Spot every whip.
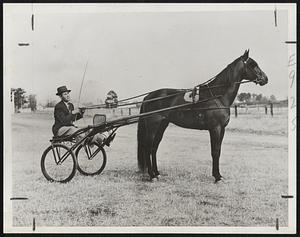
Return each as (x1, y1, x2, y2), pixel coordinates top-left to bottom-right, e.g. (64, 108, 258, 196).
(75, 60, 89, 123)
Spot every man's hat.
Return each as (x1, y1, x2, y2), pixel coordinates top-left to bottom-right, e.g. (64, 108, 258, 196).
(56, 86, 71, 96)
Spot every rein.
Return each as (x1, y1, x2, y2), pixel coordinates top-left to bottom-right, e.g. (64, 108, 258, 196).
(81, 80, 254, 110)
(80, 64, 255, 110)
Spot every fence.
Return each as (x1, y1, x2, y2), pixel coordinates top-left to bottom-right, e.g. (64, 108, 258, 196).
(28, 103, 287, 120)
(232, 103, 287, 117)
(84, 107, 140, 120)
(86, 103, 287, 119)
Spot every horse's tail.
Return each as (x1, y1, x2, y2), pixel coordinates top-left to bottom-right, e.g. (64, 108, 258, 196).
(137, 104, 148, 172)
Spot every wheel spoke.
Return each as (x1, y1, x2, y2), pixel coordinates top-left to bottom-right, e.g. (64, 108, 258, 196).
(89, 147, 101, 160)
(83, 145, 92, 159)
(57, 150, 72, 165)
(51, 146, 59, 165)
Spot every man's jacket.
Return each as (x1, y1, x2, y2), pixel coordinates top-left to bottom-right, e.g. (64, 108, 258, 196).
(52, 100, 83, 136)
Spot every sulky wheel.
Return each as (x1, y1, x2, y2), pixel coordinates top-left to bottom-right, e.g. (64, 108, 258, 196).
(75, 143, 107, 176)
(41, 143, 77, 183)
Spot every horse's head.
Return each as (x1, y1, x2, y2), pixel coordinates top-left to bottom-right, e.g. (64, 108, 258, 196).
(240, 50, 268, 86)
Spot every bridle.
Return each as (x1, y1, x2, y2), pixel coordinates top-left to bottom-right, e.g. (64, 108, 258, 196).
(242, 57, 264, 85)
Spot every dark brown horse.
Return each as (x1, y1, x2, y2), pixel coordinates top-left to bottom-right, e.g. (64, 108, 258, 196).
(137, 50, 268, 182)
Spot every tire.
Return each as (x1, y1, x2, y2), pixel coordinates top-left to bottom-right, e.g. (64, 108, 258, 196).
(41, 143, 77, 183)
(75, 143, 107, 176)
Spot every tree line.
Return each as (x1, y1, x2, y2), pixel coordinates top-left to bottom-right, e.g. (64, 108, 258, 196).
(236, 93, 278, 104)
(11, 88, 37, 112)
(11, 87, 120, 111)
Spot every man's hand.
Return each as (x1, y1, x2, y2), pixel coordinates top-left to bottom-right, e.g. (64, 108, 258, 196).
(73, 108, 85, 114)
(79, 107, 86, 114)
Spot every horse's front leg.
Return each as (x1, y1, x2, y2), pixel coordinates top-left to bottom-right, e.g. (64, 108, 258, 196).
(209, 126, 225, 182)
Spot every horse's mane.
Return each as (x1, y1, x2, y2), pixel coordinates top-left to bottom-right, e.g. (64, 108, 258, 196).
(208, 56, 242, 86)
(198, 56, 243, 97)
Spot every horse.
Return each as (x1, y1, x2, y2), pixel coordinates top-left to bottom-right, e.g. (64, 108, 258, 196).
(137, 50, 268, 182)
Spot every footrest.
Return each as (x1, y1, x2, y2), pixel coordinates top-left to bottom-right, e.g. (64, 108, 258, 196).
(50, 135, 75, 143)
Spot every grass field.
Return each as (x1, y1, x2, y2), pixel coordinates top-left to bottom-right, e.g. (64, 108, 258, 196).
(9, 108, 288, 228)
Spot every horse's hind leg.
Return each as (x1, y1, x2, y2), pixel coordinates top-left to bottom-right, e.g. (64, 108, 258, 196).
(151, 119, 169, 179)
(144, 147, 155, 180)
(140, 117, 158, 180)
(144, 129, 157, 180)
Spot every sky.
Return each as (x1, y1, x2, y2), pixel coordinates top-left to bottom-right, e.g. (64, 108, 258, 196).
(4, 4, 295, 105)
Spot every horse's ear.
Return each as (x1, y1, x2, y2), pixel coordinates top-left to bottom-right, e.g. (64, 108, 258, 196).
(242, 49, 249, 60)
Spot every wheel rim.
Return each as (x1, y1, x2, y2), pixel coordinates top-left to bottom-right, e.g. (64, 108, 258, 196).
(42, 144, 76, 182)
(76, 144, 106, 175)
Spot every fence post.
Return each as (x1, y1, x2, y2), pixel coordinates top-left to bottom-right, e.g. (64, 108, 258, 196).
(270, 103, 273, 117)
(129, 108, 131, 115)
(234, 105, 238, 117)
(121, 109, 123, 116)
(265, 105, 268, 115)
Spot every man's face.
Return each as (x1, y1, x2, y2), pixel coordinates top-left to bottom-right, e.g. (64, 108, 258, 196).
(60, 92, 70, 102)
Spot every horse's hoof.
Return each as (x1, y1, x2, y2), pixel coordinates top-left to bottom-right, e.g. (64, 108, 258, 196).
(150, 177, 158, 182)
(214, 176, 224, 183)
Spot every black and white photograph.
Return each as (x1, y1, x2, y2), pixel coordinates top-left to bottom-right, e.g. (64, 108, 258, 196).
(3, 3, 296, 234)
